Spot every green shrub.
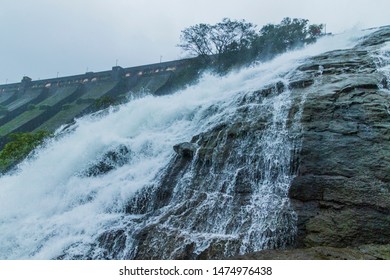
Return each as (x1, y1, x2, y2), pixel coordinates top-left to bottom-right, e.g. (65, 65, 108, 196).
(0, 130, 52, 173)
(94, 96, 116, 109)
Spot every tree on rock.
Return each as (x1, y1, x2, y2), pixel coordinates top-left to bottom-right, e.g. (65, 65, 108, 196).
(307, 24, 325, 42)
(177, 17, 326, 71)
(252, 17, 325, 57)
(209, 18, 257, 54)
(178, 23, 214, 56)
(178, 18, 257, 57)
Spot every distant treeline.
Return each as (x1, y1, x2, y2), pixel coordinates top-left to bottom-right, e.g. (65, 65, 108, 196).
(178, 17, 326, 71)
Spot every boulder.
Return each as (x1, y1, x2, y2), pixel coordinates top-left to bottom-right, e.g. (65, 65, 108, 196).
(173, 142, 198, 159)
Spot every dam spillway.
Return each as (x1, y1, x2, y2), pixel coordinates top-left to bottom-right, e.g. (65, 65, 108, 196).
(0, 58, 193, 149)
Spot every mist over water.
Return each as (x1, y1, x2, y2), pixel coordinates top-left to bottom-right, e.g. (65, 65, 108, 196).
(0, 29, 373, 259)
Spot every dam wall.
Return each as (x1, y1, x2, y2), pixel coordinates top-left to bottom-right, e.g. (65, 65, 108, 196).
(0, 58, 195, 149)
(0, 58, 191, 92)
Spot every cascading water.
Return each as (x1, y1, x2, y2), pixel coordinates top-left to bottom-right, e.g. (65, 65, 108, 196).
(0, 29, 374, 259)
(373, 41, 390, 90)
(371, 39, 390, 119)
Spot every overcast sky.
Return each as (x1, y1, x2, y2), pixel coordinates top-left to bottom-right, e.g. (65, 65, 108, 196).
(1, 0, 389, 83)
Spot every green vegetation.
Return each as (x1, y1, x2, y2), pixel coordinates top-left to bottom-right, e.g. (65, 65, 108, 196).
(178, 17, 326, 72)
(94, 96, 117, 110)
(0, 130, 52, 173)
(178, 18, 257, 56)
(252, 18, 324, 58)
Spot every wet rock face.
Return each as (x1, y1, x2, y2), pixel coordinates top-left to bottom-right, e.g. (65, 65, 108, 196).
(125, 81, 298, 259)
(234, 244, 390, 260)
(83, 145, 130, 176)
(288, 27, 390, 250)
(88, 27, 390, 260)
(173, 142, 198, 159)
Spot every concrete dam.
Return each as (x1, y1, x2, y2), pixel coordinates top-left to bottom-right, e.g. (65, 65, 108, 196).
(0, 58, 194, 148)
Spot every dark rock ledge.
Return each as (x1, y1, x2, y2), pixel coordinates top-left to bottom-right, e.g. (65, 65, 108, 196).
(239, 26, 390, 260)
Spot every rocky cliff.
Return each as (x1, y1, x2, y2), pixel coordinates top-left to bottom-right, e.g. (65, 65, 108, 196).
(124, 27, 390, 259)
(244, 26, 390, 259)
(1, 27, 389, 260)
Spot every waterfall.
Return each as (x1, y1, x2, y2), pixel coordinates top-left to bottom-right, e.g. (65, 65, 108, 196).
(371, 40, 390, 119)
(373, 41, 390, 90)
(0, 29, 371, 259)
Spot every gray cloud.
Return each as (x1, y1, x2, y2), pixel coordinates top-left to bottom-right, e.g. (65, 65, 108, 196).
(1, 0, 389, 83)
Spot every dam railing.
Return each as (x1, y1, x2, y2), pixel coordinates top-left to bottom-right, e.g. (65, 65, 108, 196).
(0, 58, 193, 93)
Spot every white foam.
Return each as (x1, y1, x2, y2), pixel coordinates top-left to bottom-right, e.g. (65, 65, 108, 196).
(0, 29, 373, 259)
